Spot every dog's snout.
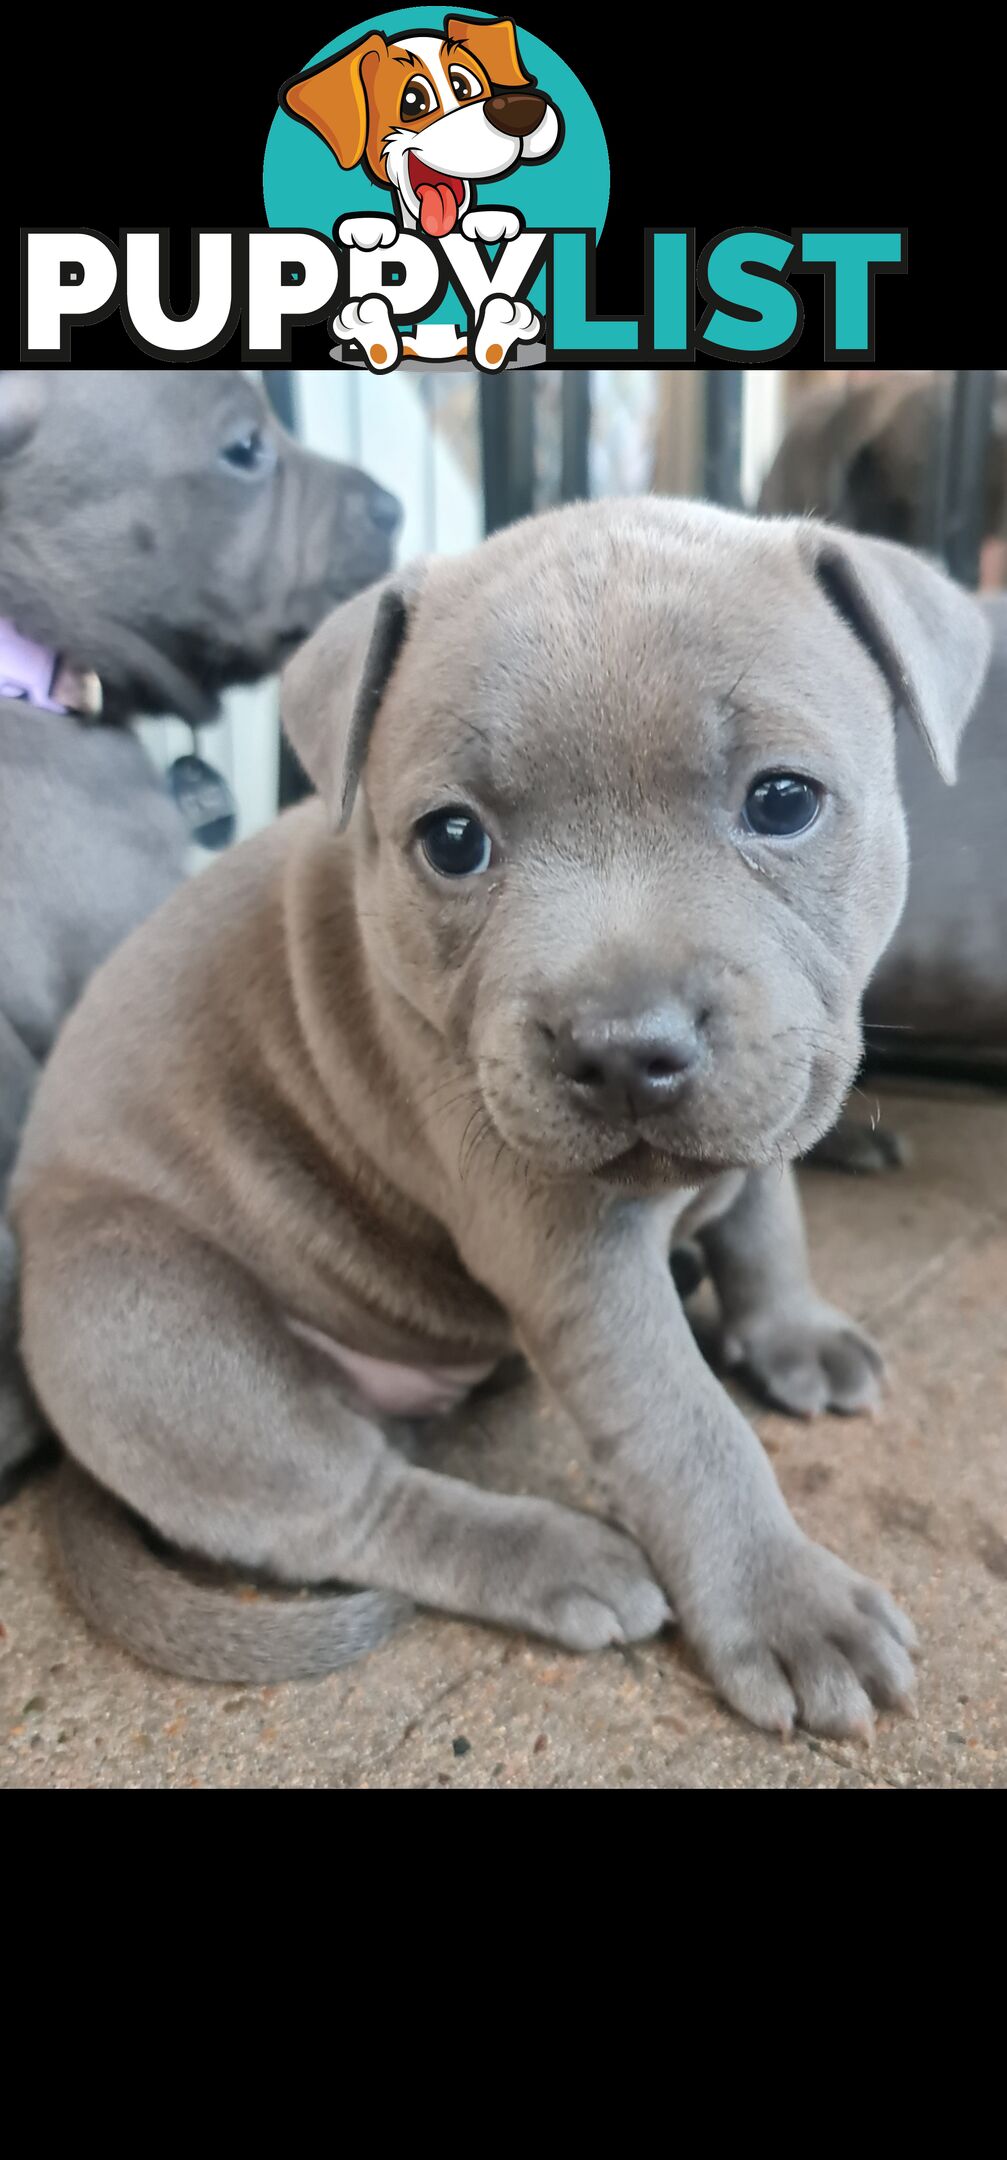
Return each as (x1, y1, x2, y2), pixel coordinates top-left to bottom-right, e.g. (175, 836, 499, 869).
(367, 484, 402, 537)
(485, 92, 547, 138)
(549, 998, 702, 1120)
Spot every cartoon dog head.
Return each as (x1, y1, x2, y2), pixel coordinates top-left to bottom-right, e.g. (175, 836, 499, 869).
(281, 15, 563, 236)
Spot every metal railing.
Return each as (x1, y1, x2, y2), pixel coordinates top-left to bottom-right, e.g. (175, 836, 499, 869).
(477, 368, 1001, 589)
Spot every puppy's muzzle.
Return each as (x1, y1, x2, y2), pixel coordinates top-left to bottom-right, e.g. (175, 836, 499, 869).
(335, 471, 403, 586)
(544, 991, 704, 1123)
(485, 92, 547, 138)
(363, 483, 403, 537)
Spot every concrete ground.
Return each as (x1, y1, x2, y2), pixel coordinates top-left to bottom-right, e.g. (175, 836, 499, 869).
(2, 1076, 1005, 1789)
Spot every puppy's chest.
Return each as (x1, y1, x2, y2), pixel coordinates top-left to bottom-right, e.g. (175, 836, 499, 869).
(225, 1125, 512, 1368)
(676, 1170, 747, 1239)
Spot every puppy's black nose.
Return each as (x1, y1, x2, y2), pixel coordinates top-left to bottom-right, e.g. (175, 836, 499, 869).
(485, 91, 547, 138)
(552, 1000, 701, 1120)
(367, 485, 402, 535)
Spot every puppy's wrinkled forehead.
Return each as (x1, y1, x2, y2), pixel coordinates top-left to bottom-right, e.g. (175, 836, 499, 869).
(376, 500, 879, 813)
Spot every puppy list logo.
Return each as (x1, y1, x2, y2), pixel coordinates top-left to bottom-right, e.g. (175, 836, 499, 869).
(19, 11, 907, 367)
(265, 9, 603, 371)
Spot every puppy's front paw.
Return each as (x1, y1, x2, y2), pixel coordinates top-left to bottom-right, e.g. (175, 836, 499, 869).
(722, 1301, 883, 1418)
(519, 1507, 671, 1650)
(695, 1537, 917, 1738)
(460, 207, 524, 243)
(473, 295, 540, 371)
(332, 295, 402, 373)
(334, 215, 400, 251)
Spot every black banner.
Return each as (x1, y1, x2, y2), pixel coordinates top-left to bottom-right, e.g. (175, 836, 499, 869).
(9, 8, 1002, 368)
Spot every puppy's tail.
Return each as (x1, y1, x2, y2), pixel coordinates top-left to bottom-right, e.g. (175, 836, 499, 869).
(54, 1459, 412, 1684)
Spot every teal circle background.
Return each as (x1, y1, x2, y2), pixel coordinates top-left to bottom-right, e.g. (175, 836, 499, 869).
(262, 10, 609, 241)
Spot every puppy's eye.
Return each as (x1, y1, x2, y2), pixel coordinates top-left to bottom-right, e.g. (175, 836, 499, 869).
(220, 427, 274, 476)
(401, 76, 435, 119)
(449, 67, 480, 101)
(419, 808, 493, 878)
(742, 772, 823, 837)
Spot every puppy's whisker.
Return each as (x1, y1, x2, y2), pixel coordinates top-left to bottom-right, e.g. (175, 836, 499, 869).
(847, 1077, 883, 1116)
(412, 1073, 477, 1107)
(421, 1091, 479, 1126)
(459, 1107, 496, 1184)
(414, 1083, 482, 1129)
(457, 1104, 485, 1181)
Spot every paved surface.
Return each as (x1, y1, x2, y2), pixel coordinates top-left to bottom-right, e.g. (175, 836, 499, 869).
(2, 1078, 1005, 1789)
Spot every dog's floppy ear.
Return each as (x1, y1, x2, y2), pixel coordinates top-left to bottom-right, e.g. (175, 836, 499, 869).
(280, 33, 386, 169)
(798, 523, 992, 783)
(445, 15, 532, 87)
(282, 566, 424, 831)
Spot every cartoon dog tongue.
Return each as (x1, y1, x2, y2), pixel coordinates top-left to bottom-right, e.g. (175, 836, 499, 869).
(416, 180, 460, 237)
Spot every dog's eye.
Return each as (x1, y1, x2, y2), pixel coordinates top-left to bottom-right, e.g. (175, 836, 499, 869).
(449, 67, 480, 102)
(401, 76, 435, 120)
(419, 808, 493, 877)
(742, 773, 823, 838)
(220, 427, 274, 476)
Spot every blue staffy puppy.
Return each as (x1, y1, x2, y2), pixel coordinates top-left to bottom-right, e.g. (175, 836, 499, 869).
(12, 499, 989, 1736)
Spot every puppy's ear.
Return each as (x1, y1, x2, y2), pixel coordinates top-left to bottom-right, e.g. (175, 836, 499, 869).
(799, 524, 992, 783)
(445, 15, 532, 87)
(281, 567, 424, 831)
(280, 33, 386, 169)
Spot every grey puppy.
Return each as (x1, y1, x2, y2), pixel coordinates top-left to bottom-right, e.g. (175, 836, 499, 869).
(0, 369, 398, 1486)
(12, 500, 990, 1738)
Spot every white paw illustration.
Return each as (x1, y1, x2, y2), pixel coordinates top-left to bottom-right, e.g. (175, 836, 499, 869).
(460, 207, 524, 245)
(473, 294, 540, 371)
(332, 295, 401, 373)
(335, 215, 400, 251)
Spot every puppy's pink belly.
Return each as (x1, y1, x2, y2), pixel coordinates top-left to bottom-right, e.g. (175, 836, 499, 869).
(286, 1318, 493, 1417)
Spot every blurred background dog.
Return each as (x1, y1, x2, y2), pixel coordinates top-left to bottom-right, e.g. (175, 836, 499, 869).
(0, 370, 399, 1489)
(759, 372, 1006, 574)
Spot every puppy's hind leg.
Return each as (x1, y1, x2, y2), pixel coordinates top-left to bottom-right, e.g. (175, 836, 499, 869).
(20, 1198, 667, 1678)
(805, 1113, 911, 1175)
(698, 1165, 884, 1419)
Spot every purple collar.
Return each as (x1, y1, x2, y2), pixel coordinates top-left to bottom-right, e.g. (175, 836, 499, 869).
(0, 617, 102, 716)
